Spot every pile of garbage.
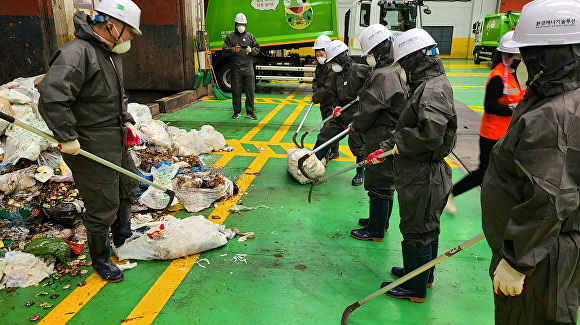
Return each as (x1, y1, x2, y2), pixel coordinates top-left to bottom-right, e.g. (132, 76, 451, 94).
(0, 76, 240, 289)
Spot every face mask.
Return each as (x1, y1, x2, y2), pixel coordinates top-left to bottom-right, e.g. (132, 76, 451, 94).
(237, 26, 246, 33)
(112, 39, 131, 54)
(317, 57, 326, 65)
(366, 55, 377, 68)
(331, 64, 343, 73)
(515, 59, 528, 90)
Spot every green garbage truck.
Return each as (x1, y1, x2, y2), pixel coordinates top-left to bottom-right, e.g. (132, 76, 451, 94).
(205, 0, 428, 92)
(472, 10, 520, 64)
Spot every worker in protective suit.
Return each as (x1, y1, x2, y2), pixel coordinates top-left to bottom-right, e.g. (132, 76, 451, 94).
(350, 24, 406, 241)
(313, 40, 370, 186)
(311, 35, 339, 160)
(37, 0, 142, 283)
(222, 13, 260, 120)
(445, 31, 524, 215)
(370, 28, 457, 302)
(481, 1, 580, 323)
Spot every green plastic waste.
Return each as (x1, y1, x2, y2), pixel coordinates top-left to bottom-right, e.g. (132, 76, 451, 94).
(24, 237, 71, 262)
(203, 69, 212, 87)
(194, 71, 204, 89)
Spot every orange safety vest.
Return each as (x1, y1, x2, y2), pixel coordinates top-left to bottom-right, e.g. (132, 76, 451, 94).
(479, 63, 525, 140)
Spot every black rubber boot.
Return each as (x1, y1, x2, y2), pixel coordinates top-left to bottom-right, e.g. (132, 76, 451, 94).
(381, 241, 432, 302)
(350, 198, 391, 242)
(111, 199, 133, 248)
(327, 145, 340, 160)
(314, 139, 332, 161)
(358, 199, 393, 232)
(351, 155, 365, 186)
(87, 232, 124, 283)
(390, 238, 437, 287)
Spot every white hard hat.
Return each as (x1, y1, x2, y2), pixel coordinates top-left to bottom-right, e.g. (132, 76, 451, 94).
(496, 31, 520, 54)
(235, 13, 247, 24)
(506, 0, 580, 48)
(393, 28, 436, 62)
(359, 24, 393, 55)
(313, 35, 332, 50)
(96, 0, 142, 35)
(324, 40, 348, 62)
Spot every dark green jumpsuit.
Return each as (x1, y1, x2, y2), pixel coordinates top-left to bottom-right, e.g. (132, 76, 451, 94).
(222, 29, 260, 115)
(38, 12, 138, 237)
(481, 44, 580, 325)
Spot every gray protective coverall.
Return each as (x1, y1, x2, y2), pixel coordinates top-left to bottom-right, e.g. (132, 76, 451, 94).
(353, 61, 406, 201)
(381, 54, 457, 247)
(222, 30, 260, 115)
(38, 12, 138, 236)
(315, 60, 370, 160)
(481, 45, 580, 325)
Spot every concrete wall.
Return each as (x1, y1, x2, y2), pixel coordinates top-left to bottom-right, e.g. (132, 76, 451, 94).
(422, 0, 499, 58)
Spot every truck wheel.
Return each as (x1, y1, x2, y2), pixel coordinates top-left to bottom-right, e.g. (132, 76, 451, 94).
(217, 63, 232, 93)
(474, 51, 481, 65)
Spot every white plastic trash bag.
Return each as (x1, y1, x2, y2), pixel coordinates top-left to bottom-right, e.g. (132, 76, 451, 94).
(114, 215, 228, 260)
(1, 106, 54, 166)
(0, 251, 55, 288)
(138, 163, 180, 209)
(127, 103, 153, 127)
(0, 97, 14, 135)
(198, 125, 227, 151)
(168, 126, 212, 156)
(286, 148, 326, 184)
(138, 119, 172, 150)
(174, 174, 235, 213)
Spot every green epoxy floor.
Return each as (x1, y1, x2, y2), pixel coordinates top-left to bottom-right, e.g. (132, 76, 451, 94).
(1, 59, 511, 325)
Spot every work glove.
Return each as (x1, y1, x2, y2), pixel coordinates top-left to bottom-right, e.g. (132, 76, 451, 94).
(124, 122, 141, 147)
(246, 46, 252, 54)
(58, 139, 81, 155)
(365, 149, 386, 165)
(347, 123, 355, 135)
(332, 106, 342, 118)
(493, 258, 526, 296)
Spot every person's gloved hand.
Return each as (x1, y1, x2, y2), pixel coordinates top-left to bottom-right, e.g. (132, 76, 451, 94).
(508, 103, 517, 112)
(393, 144, 399, 157)
(348, 123, 355, 135)
(58, 139, 81, 155)
(366, 149, 386, 164)
(246, 46, 251, 54)
(332, 106, 342, 118)
(124, 122, 141, 146)
(493, 258, 526, 296)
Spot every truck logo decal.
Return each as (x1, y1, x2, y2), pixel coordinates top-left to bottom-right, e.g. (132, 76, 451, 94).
(284, 0, 313, 30)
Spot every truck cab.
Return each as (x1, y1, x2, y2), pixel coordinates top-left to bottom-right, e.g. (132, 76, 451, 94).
(345, 0, 428, 58)
(472, 11, 520, 65)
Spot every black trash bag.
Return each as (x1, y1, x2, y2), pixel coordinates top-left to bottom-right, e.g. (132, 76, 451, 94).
(42, 199, 85, 227)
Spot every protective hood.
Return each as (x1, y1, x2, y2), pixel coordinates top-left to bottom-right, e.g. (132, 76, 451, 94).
(401, 51, 446, 90)
(520, 45, 580, 99)
(331, 52, 353, 73)
(73, 11, 111, 51)
(373, 39, 394, 69)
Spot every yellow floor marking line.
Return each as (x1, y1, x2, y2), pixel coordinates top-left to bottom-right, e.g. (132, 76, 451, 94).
(446, 73, 489, 76)
(38, 269, 115, 324)
(122, 155, 270, 324)
(121, 255, 200, 324)
(241, 84, 306, 142)
(271, 101, 306, 143)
